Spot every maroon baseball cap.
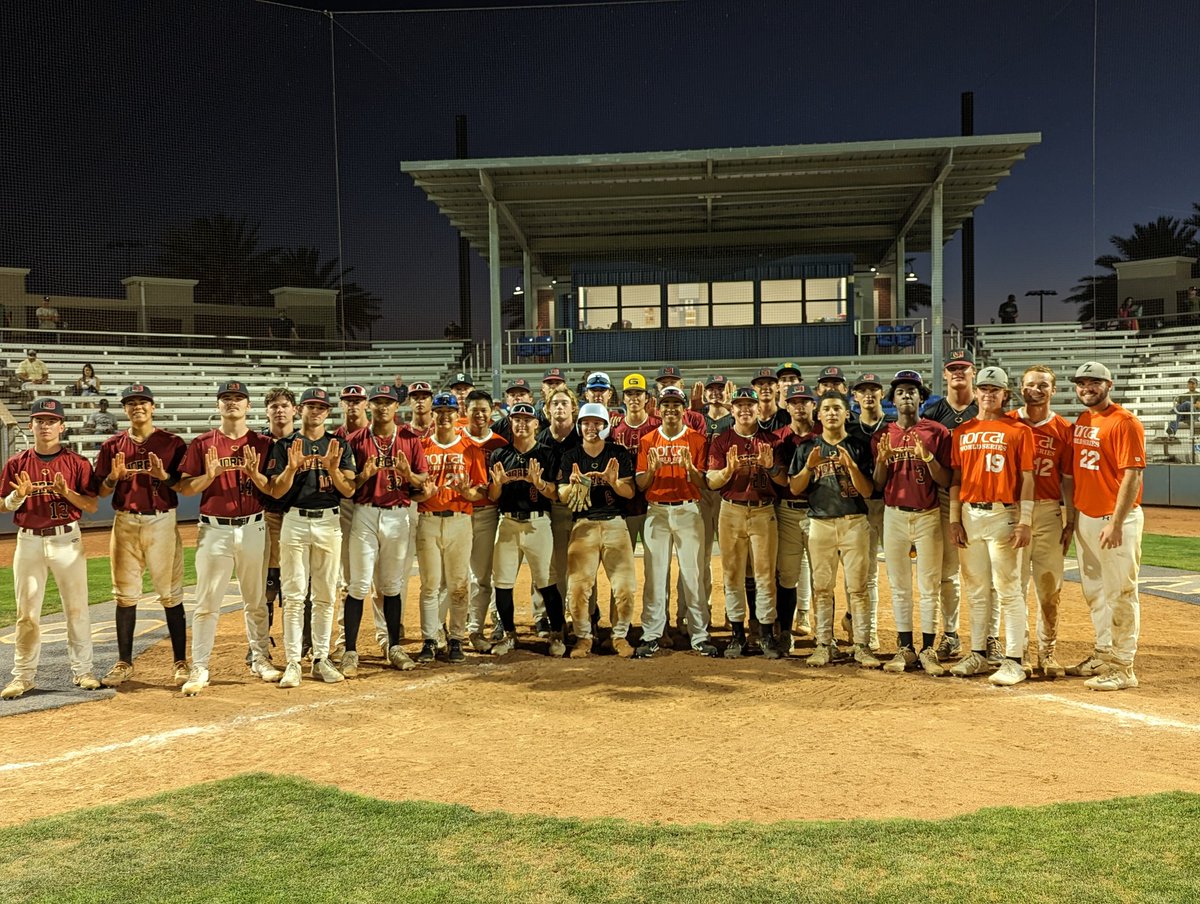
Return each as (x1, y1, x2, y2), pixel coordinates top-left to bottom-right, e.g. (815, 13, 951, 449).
(852, 372, 884, 390)
(751, 366, 778, 384)
(407, 381, 433, 396)
(369, 384, 401, 402)
(888, 370, 931, 401)
(656, 365, 682, 382)
(945, 349, 974, 369)
(30, 397, 65, 420)
(785, 383, 816, 402)
(542, 367, 566, 383)
(340, 384, 367, 400)
(817, 366, 846, 384)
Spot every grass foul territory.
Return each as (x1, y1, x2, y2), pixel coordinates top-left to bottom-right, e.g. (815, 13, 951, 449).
(0, 774, 1198, 903)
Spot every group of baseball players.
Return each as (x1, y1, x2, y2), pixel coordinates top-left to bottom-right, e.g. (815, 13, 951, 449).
(0, 349, 1147, 701)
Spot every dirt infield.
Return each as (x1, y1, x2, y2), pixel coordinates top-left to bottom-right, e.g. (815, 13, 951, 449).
(2, 511, 1198, 827)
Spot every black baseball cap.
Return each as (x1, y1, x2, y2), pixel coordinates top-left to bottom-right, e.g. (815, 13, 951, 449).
(216, 380, 249, 399)
(30, 397, 65, 420)
(852, 372, 884, 390)
(509, 402, 538, 419)
(705, 373, 728, 388)
(121, 383, 154, 403)
(542, 367, 566, 383)
(450, 372, 474, 389)
(506, 377, 532, 392)
(299, 387, 331, 407)
(945, 349, 974, 369)
(369, 384, 401, 402)
(656, 365, 682, 381)
(888, 370, 931, 401)
(785, 383, 816, 402)
(817, 366, 846, 384)
(751, 366, 778, 384)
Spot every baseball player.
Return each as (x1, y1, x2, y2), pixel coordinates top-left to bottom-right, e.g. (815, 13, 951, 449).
(175, 381, 280, 696)
(260, 387, 306, 659)
(95, 383, 189, 689)
(492, 377, 536, 443)
(871, 371, 952, 675)
(921, 348, 978, 661)
(258, 388, 355, 688)
(698, 374, 734, 622)
(946, 366, 1035, 686)
(535, 385, 580, 633)
(789, 392, 878, 668)
(535, 367, 568, 426)
(655, 366, 707, 433)
(635, 386, 718, 657)
(1, 398, 100, 700)
(1006, 366, 1075, 678)
(707, 387, 782, 659)
(402, 381, 435, 645)
(488, 401, 564, 655)
(1067, 361, 1145, 690)
(461, 389, 509, 650)
(750, 366, 791, 431)
(558, 402, 637, 657)
(413, 392, 487, 664)
(776, 362, 804, 401)
(814, 366, 850, 400)
(772, 383, 817, 652)
(342, 384, 429, 676)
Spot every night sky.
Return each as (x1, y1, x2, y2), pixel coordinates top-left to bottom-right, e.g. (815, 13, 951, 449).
(3, 0, 1198, 339)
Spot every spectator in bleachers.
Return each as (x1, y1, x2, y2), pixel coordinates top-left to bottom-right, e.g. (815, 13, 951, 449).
(269, 310, 299, 342)
(1117, 297, 1139, 332)
(1181, 286, 1199, 326)
(73, 363, 103, 397)
(84, 398, 119, 437)
(35, 296, 60, 332)
(998, 294, 1019, 324)
(15, 349, 49, 390)
(1167, 377, 1198, 437)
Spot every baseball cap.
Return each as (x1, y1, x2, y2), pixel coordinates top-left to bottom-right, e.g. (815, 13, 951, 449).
(216, 380, 249, 399)
(817, 366, 846, 384)
(776, 362, 803, 380)
(731, 387, 760, 402)
(340, 384, 367, 400)
(656, 365, 682, 382)
(121, 383, 154, 403)
(887, 370, 931, 401)
(975, 366, 1010, 389)
(577, 402, 610, 425)
(369, 384, 400, 402)
(751, 366, 778, 383)
(299, 387, 331, 407)
(505, 377, 532, 392)
(945, 349, 975, 369)
(432, 392, 458, 410)
(586, 371, 612, 390)
(705, 373, 728, 388)
(853, 372, 884, 390)
(509, 402, 538, 419)
(542, 367, 566, 383)
(30, 397, 64, 420)
(785, 383, 816, 402)
(25, 348, 36, 357)
(623, 373, 647, 392)
(407, 381, 433, 396)
(658, 386, 687, 404)
(450, 372, 474, 389)
(1070, 361, 1114, 383)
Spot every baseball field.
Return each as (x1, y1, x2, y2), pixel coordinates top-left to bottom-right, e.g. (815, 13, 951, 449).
(1, 508, 1198, 902)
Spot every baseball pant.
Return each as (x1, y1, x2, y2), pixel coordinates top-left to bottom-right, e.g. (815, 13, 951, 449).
(697, 486, 721, 617)
(808, 514, 870, 645)
(111, 509, 183, 608)
(641, 500, 710, 646)
(529, 501, 571, 623)
(10, 524, 92, 681)
(336, 500, 388, 652)
(191, 516, 269, 670)
(567, 517, 637, 641)
(348, 504, 411, 600)
(493, 513, 553, 589)
(280, 509, 341, 663)
(583, 510, 647, 625)
(882, 505, 942, 635)
(467, 504, 500, 635)
(937, 489, 962, 634)
(1076, 506, 1143, 665)
(958, 505, 1025, 658)
(1017, 500, 1066, 657)
(417, 511, 473, 641)
(717, 501, 777, 624)
(775, 501, 812, 618)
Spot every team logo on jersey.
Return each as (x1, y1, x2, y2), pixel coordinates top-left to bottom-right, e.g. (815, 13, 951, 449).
(959, 430, 1007, 450)
(1073, 424, 1101, 446)
(1035, 434, 1057, 452)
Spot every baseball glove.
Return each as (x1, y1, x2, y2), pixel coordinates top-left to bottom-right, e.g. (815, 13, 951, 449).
(567, 476, 593, 513)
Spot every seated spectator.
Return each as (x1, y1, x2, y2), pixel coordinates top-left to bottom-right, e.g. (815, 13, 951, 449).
(1167, 377, 1198, 437)
(15, 349, 49, 389)
(73, 362, 102, 396)
(84, 398, 120, 436)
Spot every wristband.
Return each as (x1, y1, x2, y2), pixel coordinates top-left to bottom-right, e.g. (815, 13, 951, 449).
(165, 474, 180, 488)
(920, 452, 934, 463)
(5, 490, 25, 509)
(103, 477, 117, 489)
(1019, 499, 1034, 526)
(949, 500, 962, 524)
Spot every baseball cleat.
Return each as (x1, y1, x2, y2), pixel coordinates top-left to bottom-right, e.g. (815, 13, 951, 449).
(489, 621, 506, 643)
(173, 661, 190, 686)
(612, 637, 635, 658)
(388, 645, 417, 671)
(101, 661, 135, 688)
(181, 667, 209, 696)
(417, 640, 438, 664)
(279, 662, 303, 689)
(340, 651, 359, 678)
(693, 641, 721, 658)
(468, 632, 492, 654)
(760, 632, 782, 660)
(250, 658, 283, 683)
(312, 658, 345, 684)
(1039, 653, 1066, 680)
(883, 647, 918, 673)
(73, 673, 102, 690)
(949, 652, 993, 677)
(547, 632, 566, 658)
(569, 637, 593, 659)
(806, 641, 837, 667)
(724, 635, 745, 659)
(934, 634, 962, 661)
(379, 639, 391, 661)
(794, 609, 812, 638)
(985, 636, 1003, 667)
(447, 639, 465, 663)
(436, 628, 448, 653)
(1085, 665, 1137, 691)
(852, 644, 882, 669)
(1066, 652, 1109, 677)
(330, 645, 346, 666)
(988, 659, 1028, 687)
(490, 633, 518, 657)
(918, 647, 946, 677)
(534, 616, 551, 638)
(1, 678, 35, 700)
(633, 639, 660, 660)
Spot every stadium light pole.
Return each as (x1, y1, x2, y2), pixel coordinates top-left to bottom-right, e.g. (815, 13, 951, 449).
(1025, 289, 1058, 323)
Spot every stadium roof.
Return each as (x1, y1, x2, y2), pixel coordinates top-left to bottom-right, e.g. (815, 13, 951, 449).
(402, 133, 1041, 278)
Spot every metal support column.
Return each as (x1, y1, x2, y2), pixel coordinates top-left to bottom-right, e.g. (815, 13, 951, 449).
(930, 183, 945, 395)
(522, 251, 535, 332)
(488, 201, 503, 399)
(894, 235, 906, 321)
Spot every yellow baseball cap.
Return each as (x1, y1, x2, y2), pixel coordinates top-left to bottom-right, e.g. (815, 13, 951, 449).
(623, 373, 647, 391)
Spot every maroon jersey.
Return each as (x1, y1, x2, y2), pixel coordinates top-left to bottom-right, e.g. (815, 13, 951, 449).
(461, 428, 508, 509)
(95, 428, 187, 514)
(180, 429, 271, 517)
(873, 419, 952, 511)
(707, 428, 780, 503)
(2, 448, 95, 529)
(610, 414, 661, 517)
(682, 409, 706, 433)
(347, 425, 429, 507)
(773, 426, 816, 502)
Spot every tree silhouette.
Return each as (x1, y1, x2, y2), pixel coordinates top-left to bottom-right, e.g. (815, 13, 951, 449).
(272, 246, 382, 339)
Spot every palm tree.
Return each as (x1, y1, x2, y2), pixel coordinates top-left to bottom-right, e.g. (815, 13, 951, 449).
(272, 246, 382, 339)
(156, 214, 279, 306)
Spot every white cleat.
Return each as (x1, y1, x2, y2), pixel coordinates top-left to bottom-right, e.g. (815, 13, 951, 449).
(181, 667, 210, 696)
(251, 658, 283, 683)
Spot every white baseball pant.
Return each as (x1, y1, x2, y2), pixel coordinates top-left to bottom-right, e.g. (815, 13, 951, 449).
(717, 501, 778, 624)
(493, 513, 553, 589)
(1016, 500, 1065, 657)
(111, 509, 184, 607)
(567, 517, 637, 641)
(467, 504, 500, 635)
(641, 501, 710, 646)
(1075, 506, 1143, 665)
(191, 516, 269, 670)
(10, 524, 92, 681)
(280, 508, 341, 663)
(775, 501, 812, 616)
(958, 505, 1025, 658)
(417, 511, 473, 641)
(882, 506, 942, 635)
(937, 488, 962, 635)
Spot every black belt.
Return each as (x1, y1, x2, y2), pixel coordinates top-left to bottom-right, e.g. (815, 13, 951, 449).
(729, 499, 773, 507)
(294, 508, 337, 518)
(201, 513, 264, 527)
(779, 500, 807, 509)
(120, 509, 172, 517)
(424, 510, 459, 518)
(968, 502, 1012, 510)
(897, 505, 936, 513)
(363, 502, 401, 509)
(652, 500, 688, 506)
(503, 511, 547, 521)
(583, 513, 620, 522)
(20, 523, 77, 537)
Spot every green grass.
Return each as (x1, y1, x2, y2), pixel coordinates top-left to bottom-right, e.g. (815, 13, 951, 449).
(1064, 532, 1196, 571)
(0, 548, 197, 628)
(0, 775, 1197, 903)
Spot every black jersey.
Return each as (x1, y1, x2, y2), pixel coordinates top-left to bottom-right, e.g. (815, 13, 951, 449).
(922, 397, 979, 430)
(703, 412, 734, 445)
(536, 425, 581, 477)
(268, 430, 353, 511)
(489, 442, 557, 515)
(790, 433, 874, 518)
(849, 414, 895, 499)
(757, 409, 791, 432)
(556, 442, 633, 520)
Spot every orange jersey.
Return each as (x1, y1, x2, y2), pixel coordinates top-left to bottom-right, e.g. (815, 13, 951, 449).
(1006, 409, 1073, 501)
(637, 426, 707, 503)
(419, 433, 487, 514)
(951, 416, 1034, 504)
(1071, 402, 1145, 518)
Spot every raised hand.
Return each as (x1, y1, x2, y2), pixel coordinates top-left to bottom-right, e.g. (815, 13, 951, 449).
(146, 452, 168, 482)
(359, 456, 379, 482)
(756, 443, 774, 470)
(602, 456, 621, 485)
(51, 472, 69, 496)
(725, 446, 740, 479)
(11, 470, 34, 497)
(679, 446, 694, 473)
(241, 444, 262, 476)
(286, 439, 305, 472)
(491, 462, 508, 486)
(875, 433, 892, 465)
(204, 446, 226, 479)
(645, 446, 661, 475)
(912, 435, 931, 464)
(569, 462, 585, 485)
(110, 451, 129, 482)
(394, 449, 412, 481)
(835, 446, 855, 473)
(805, 445, 824, 471)
(446, 471, 471, 496)
(322, 438, 343, 474)
(528, 458, 544, 486)
(690, 381, 705, 409)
